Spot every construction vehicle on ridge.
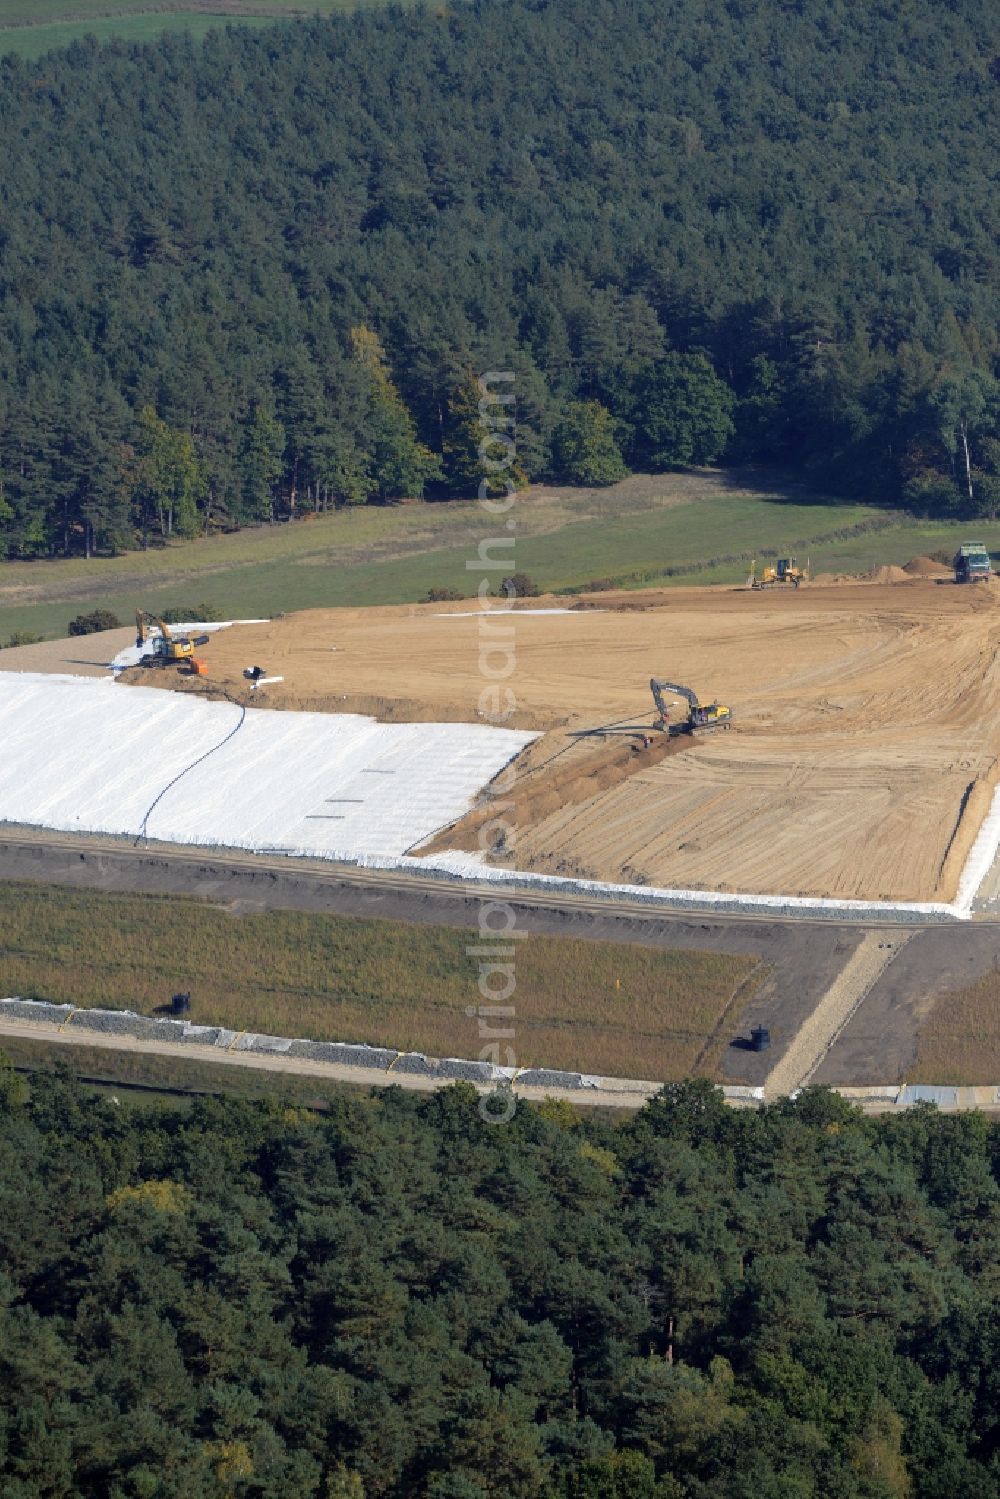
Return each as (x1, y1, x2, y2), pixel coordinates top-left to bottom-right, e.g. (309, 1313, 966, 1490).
(748, 557, 809, 589)
(650, 679, 732, 735)
(953, 543, 991, 584)
(135, 611, 210, 674)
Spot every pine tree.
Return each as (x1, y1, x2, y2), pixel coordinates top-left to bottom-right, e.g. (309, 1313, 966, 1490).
(237, 402, 286, 524)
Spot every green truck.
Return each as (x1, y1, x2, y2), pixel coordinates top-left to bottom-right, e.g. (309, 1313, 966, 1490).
(954, 542, 992, 583)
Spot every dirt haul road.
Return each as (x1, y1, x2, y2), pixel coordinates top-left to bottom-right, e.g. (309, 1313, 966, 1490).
(118, 577, 1000, 904)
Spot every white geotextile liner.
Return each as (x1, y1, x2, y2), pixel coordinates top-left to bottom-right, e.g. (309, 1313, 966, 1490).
(954, 783, 1000, 915)
(0, 673, 535, 858)
(398, 850, 965, 921)
(5, 660, 1000, 920)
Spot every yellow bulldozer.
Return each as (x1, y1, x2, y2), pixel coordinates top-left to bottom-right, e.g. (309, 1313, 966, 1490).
(747, 556, 809, 589)
(135, 611, 210, 674)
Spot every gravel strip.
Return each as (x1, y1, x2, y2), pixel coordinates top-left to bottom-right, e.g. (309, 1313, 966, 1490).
(764, 934, 909, 1099)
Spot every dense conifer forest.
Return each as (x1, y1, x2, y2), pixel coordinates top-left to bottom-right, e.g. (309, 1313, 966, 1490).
(2, 1069, 1000, 1497)
(2, 0, 1000, 556)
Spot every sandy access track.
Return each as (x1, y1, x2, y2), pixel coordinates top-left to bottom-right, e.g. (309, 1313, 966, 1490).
(109, 579, 1000, 904)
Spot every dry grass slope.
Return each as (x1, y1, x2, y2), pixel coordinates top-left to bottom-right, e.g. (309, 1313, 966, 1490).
(911, 971, 1000, 1084)
(0, 882, 762, 1079)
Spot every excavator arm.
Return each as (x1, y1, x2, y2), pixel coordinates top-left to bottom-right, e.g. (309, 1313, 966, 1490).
(136, 610, 176, 647)
(650, 679, 699, 725)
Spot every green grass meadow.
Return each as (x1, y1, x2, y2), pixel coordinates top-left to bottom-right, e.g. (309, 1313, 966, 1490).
(0, 0, 356, 17)
(0, 1, 397, 60)
(0, 13, 274, 57)
(0, 469, 993, 643)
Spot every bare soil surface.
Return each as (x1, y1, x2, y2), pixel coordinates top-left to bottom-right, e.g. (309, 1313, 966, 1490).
(115, 578, 1000, 903)
(0, 627, 135, 676)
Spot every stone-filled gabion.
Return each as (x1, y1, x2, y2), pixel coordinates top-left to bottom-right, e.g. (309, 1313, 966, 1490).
(0, 998, 627, 1095)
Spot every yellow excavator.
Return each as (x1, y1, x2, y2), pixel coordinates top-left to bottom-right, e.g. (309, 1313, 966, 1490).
(747, 557, 809, 589)
(135, 611, 210, 673)
(650, 679, 732, 736)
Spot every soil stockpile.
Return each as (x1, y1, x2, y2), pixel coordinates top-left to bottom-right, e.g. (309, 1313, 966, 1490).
(903, 555, 952, 577)
(113, 582, 1000, 904)
(867, 563, 911, 584)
